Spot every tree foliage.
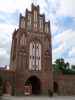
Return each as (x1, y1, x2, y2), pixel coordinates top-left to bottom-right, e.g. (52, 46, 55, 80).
(55, 58, 65, 70)
(53, 58, 75, 74)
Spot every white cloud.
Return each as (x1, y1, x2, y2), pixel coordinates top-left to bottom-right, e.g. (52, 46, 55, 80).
(0, 48, 7, 56)
(15, 0, 47, 15)
(52, 43, 64, 62)
(0, 23, 17, 66)
(52, 29, 75, 64)
(15, 0, 32, 14)
(0, 47, 9, 66)
(60, 29, 75, 48)
(53, 29, 75, 49)
(0, 0, 46, 15)
(0, 0, 75, 66)
(69, 47, 75, 57)
(0, 0, 17, 13)
(0, 23, 17, 34)
(50, 20, 58, 35)
(56, 0, 75, 17)
(0, 0, 31, 13)
(0, 0, 75, 17)
(0, 23, 18, 45)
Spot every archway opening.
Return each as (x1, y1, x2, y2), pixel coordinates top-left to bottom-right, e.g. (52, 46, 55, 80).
(25, 76, 41, 95)
(3, 80, 12, 95)
(53, 81, 58, 93)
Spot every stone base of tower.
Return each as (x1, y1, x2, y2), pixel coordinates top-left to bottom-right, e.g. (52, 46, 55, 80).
(15, 71, 53, 96)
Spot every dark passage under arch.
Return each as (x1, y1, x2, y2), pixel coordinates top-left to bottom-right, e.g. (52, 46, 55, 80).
(53, 81, 58, 93)
(25, 76, 41, 95)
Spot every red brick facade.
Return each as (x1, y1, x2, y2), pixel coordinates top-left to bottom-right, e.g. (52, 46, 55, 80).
(0, 4, 75, 96)
(10, 4, 53, 95)
(53, 72, 75, 95)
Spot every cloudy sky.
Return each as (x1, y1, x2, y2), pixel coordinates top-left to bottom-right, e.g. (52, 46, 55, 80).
(0, 0, 75, 67)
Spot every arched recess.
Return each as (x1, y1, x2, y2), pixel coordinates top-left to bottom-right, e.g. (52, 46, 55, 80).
(25, 76, 41, 95)
(53, 81, 59, 93)
(20, 33, 26, 46)
(3, 80, 12, 95)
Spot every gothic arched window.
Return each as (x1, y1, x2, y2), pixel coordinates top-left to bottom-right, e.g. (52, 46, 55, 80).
(45, 23, 49, 33)
(34, 11, 38, 30)
(39, 17, 43, 32)
(34, 11, 37, 22)
(29, 41, 41, 71)
(27, 13, 32, 31)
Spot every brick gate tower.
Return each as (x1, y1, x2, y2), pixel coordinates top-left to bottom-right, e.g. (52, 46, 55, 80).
(10, 3, 53, 95)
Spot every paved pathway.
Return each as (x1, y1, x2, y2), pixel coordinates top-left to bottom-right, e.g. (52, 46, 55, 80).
(1, 96, 75, 100)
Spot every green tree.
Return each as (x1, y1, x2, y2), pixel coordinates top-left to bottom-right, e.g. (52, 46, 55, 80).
(54, 58, 70, 72)
(54, 58, 65, 71)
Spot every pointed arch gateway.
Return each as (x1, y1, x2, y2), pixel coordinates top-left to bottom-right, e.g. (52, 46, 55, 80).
(24, 76, 41, 95)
